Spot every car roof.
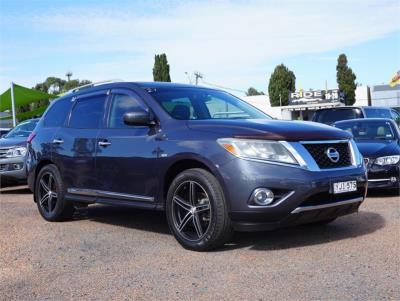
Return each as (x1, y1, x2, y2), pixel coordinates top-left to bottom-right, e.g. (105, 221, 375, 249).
(134, 81, 210, 89)
(334, 118, 394, 124)
(65, 81, 219, 98)
(315, 106, 391, 112)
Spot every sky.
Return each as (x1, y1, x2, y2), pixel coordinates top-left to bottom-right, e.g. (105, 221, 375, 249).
(0, 0, 399, 96)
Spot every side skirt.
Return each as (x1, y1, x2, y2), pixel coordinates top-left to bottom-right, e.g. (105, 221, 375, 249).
(65, 188, 156, 209)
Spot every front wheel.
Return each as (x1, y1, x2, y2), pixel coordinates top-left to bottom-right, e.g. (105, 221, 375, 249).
(35, 164, 74, 221)
(166, 168, 233, 251)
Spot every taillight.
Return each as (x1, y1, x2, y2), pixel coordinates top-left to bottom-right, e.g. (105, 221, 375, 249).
(27, 132, 36, 144)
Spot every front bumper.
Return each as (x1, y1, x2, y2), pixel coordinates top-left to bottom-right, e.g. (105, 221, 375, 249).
(218, 158, 367, 231)
(367, 163, 400, 190)
(0, 157, 27, 183)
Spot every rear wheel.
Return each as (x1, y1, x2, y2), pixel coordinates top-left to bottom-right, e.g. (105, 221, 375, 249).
(35, 164, 74, 221)
(166, 168, 233, 251)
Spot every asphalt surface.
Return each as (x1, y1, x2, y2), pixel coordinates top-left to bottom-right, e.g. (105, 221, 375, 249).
(0, 186, 399, 301)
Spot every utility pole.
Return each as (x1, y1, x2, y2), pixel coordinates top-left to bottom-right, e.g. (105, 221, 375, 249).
(10, 82, 17, 127)
(193, 71, 203, 85)
(279, 93, 282, 107)
(66, 71, 73, 82)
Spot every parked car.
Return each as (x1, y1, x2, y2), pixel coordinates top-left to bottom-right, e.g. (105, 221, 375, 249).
(0, 128, 11, 137)
(312, 106, 400, 126)
(27, 82, 366, 251)
(334, 118, 400, 192)
(0, 119, 39, 186)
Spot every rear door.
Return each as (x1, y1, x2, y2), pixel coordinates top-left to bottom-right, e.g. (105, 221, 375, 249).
(52, 90, 108, 191)
(95, 88, 159, 204)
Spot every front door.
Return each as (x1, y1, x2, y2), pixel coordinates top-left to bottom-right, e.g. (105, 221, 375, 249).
(95, 88, 159, 204)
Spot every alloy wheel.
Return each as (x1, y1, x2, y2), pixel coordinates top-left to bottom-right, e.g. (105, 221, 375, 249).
(172, 180, 212, 241)
(38, 172, 58, 214)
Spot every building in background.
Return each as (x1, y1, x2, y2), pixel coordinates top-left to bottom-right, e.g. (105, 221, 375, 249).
(242, 84, 399, 120)
(371, 84, 400, 109)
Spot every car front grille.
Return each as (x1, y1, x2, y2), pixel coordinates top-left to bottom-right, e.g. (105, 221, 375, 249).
(302, 141, 352, 169)
(0, 148, 10, 159)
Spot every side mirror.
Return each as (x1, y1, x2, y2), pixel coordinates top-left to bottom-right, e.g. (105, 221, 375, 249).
(123, 110, 155, 126)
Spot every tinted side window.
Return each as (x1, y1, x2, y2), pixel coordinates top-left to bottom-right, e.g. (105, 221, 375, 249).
(43, 97, 72, 127)
(69, 95, 106, 129)
(390, 109, 400, 122)
(108, 93, 145, 128)
(363, 108, 391, 118)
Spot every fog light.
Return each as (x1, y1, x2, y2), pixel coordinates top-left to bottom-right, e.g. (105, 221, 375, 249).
(13, 164, 23, 170)
(253, 188, 274, 206)
(390, 177, 397, 183)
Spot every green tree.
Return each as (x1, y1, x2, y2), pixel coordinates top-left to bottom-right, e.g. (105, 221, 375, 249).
(153, 53, 171, 82)
(336, 54, 357, 105)
(246, 87, 265, 96)
(34, 77, 92, 95)
(268, 64, 296, 106)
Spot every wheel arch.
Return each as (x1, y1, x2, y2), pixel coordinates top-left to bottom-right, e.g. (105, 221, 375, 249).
(160, 156, 228, 209)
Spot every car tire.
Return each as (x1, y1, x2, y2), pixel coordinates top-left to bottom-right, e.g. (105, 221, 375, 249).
(35, 164, 74, 221)
(166, 168, 233, 251)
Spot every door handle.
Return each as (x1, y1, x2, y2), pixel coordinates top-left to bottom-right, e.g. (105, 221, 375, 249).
(98, 141, 111, 147)
(52, 139, 64, 144)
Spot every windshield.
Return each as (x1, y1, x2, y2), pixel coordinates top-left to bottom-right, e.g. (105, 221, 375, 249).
(4, 120, 38, 138)
(147, 87, 270, 120)
(314, 108, 363, 124)
(335, 120, 396, 141)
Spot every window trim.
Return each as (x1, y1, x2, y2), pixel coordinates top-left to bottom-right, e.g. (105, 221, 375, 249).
(67, 90, 109, 129)
(105, 89, 153, 129)
(42, 97, 73, 128)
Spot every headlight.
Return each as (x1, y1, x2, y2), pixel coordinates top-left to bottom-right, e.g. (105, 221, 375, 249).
(217, 138, 298, 165)
(374, 155, 400, 166)
(6, 147, 27, 158)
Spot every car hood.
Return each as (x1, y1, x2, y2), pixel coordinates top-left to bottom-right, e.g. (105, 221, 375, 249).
(0, 137, 28, 148)
(187, 119, 352, 141)
(355, 140, 400, 158)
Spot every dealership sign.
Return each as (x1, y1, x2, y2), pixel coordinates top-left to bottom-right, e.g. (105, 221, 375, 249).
(289, 89, 343, 105)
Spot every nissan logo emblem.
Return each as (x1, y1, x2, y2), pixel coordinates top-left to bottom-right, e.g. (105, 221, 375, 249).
(326, 147, 340, 163)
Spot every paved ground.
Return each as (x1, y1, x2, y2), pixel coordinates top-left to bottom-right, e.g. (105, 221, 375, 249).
(0, 186, 399, 301)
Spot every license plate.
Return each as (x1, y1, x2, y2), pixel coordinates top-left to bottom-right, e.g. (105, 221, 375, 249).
(333, 180, 357, 194)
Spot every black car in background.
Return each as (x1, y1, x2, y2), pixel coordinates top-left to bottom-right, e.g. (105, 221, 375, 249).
(0, 119, 39, 186)
(27, 82, 366, 251)
(313, 106, 400, 126)
(334, 118, 400, 192)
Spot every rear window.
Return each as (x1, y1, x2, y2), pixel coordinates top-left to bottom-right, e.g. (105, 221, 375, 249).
(69, 95, 107, 129)
(313, 108, 363, 124)
(43, 97, 72, 127)
(363, 107, 391, 118)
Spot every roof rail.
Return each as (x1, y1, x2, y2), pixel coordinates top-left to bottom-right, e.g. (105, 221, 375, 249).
(66, 79, 124, 94)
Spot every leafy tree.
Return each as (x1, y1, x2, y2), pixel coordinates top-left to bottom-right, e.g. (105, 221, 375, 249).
(246, 87, 265, 96)
(153, 53, 171, 82)
(34, 77, 92, 95)
(268, 64, 296, 106)
(336, 54, 357, 105)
